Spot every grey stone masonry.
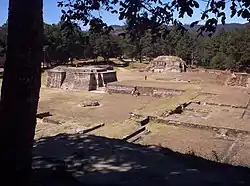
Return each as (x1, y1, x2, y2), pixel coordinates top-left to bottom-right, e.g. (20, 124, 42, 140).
(46, 70, 66, 88)
(46, 66, 117, 91)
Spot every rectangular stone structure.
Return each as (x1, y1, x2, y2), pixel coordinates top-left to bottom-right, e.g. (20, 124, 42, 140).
(46, 66, 117, 91)
(107, 83, 185, 97)
(72, 72, 97, 91)
(46, 70, 66, 88)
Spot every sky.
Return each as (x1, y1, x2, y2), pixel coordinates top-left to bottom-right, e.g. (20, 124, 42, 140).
(0, 0, 247, 27)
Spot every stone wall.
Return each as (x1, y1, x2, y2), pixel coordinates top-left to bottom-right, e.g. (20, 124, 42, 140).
(46, 70, 66, 88)
(107, 83, 184, 98)
(152, 89, 183, 97)
(225, 73, 250, 87)
(214, 71, 250, 88)
(60, 71, 97, 91)
(215, 71, 230, 85)
(102, 71, 117, 84)
(46, 67, 117, 91)
(107, 84, 133, 94)
(149, 56, 186, 73)
(73, 72, 97, 91)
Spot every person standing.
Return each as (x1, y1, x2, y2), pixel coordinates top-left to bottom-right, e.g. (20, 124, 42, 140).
(179, 62, 183, 73)
(183, 63, 187, 72)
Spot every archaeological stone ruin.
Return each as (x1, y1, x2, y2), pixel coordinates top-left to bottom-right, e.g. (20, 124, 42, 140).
(146, 56, 187, 73)
(46, 66, 117, 91)
(216, 71, 250, 88)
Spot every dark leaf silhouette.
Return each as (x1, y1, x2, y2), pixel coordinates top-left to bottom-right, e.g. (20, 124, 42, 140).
(190, 21, 199, 28)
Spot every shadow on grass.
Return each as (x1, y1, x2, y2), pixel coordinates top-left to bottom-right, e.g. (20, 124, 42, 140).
(33, 133, 250, 186)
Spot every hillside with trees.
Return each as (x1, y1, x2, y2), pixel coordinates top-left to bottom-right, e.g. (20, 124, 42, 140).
(1, 22, 249, 72)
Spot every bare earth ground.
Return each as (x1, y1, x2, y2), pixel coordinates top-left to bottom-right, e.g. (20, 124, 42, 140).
(37, 88, 155, 134)
(34, 69, 250, 185)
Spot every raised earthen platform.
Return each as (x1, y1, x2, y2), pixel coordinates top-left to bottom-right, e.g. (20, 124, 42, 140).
(46, 66, 117, 91)
(107, 80, 200, 97)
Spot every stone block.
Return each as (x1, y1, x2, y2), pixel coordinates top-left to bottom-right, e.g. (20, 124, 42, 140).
(81, 101, 100, 107)
(72, 72, 97, 91)
(46, 67, 117, 91)
(102, 71, 118, 84)
(46, 70, 66, 88)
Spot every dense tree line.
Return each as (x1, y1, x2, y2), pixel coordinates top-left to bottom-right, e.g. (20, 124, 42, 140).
(0, 22, 249, 71)
(43, 22, 122, 63)
(205, 28, 250, 72)
(42, 22, 250, 72)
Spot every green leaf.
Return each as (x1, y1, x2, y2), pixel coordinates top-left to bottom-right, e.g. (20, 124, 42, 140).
(237, 9, 243, 17)
(221, 16, 226, 25)
(216, 1, 225, 10)
(187, 8, 193, 17)
(61, 9, 66, 14)
(111, 10, 118, 14)
(218, 12, 225, 17)
(193, 1, 199, 8)
(190, 21, 199, 27)
(231, 9, 237, 18)
(57, 1, 63, 7)
(119, 14, 124, 20)
(242, 9, 250, 19)
(201, 12, 208, 20)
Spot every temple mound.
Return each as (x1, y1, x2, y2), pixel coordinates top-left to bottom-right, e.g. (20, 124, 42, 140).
(46, 66, 117, 91)
(145, 56, 187, 73)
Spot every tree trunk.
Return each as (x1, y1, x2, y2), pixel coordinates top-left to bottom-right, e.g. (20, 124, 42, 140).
(0, 0, 43, 185)
(139, 53, 142, 63)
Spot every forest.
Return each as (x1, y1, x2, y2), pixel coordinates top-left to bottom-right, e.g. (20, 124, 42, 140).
(0, 22, 250, 72)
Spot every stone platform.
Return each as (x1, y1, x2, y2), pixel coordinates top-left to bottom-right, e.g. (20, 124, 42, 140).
(106, 80, 194, 98)
(46, 66, 117, 91)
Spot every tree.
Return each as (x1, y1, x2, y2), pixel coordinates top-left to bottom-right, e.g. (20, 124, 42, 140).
(176, 31, 194, 65)
(0, 0, 43, 185)
(44, 22, 88, 64)
(58, 0, 250, 38)
(0, 23, 8, 66)
(57, 0, 249, 67)
(192, 36, 208, 67)
(204, 27, 250, 71)
(119, 35, 137, 60)
(210, 52, 228, 69)
(90, 33, 121, 61)
(141, 31, 163, 61)
(0, 23, 8, 55)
